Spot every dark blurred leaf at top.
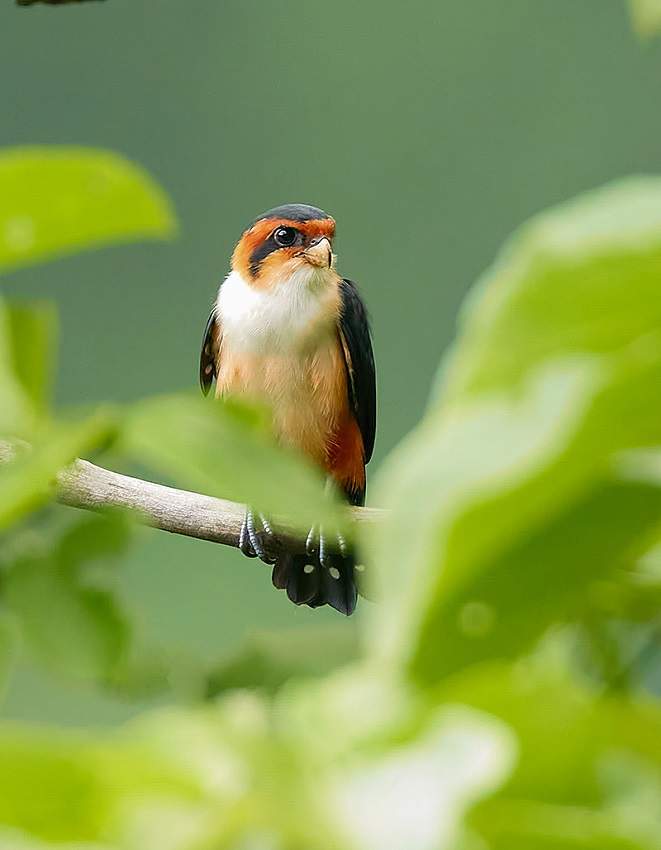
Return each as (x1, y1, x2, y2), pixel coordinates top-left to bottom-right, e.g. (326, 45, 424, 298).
(17, 1, 105, 5)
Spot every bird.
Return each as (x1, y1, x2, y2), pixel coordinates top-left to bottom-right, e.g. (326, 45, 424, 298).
(200, 203, 376, 615)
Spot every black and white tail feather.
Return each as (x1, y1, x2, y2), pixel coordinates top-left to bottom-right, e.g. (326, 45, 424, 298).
(272, 550, 358, 616)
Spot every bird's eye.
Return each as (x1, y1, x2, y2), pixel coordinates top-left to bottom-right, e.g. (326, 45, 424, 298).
(273, 226, 297, 247)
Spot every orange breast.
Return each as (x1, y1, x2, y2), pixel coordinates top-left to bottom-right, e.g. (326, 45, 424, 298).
(216, 336, 352, 472)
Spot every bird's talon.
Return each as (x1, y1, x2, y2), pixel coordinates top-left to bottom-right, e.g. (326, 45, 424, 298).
(242, 509, 280, 564)
(259, 513, 275, 538)
(318, 532, 333, 570)
(305, 525, 318, 558)
(246, 510, 263, 556)
(239, 513, 258, 558)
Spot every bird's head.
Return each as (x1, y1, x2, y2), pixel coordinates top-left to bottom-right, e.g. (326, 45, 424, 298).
(232, 203, 337, 289)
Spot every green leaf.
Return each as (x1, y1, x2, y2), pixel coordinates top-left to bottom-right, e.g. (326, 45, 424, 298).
(0, 733, 105, 844)
(0, 411, 116, 531)
(367, 179, 661, 686)
(0, 615, 18, 703)
(0, 834, 111, 850)
(0, 301, 35, 435)
(438, 178, 661, 405)
(4, 513, 133, 681)
(469, 798, 661, 850)
(327, 707, 515, 850)
(122, 393, 347, 534)
(205, 624, 361, 698)
(5, 301, 57, 413)
(0, 832, 111, 850)
(441, 664, 661, 850)
(369, 356, 661, 683)
(630, 0, 661, 37)
(0, 298, 57, 437)
(0, 721, 196, 846)
(0, 147, 176, 274)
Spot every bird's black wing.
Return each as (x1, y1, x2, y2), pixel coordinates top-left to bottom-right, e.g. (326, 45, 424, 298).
(338, 278, 376, 464)
(199, 307, 221, 396)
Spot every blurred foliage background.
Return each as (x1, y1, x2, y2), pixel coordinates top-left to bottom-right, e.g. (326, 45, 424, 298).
(1, 1, 661, 848)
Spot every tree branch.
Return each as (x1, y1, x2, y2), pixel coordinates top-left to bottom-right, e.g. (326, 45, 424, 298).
(0, 441, 382, 551)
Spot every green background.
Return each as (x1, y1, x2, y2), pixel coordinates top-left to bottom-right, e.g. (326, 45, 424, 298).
(1, 0, 659, 724)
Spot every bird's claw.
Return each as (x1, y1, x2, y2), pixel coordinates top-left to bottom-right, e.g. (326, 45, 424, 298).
(239, 508, 279, 565)
(304, 525, 347, 574)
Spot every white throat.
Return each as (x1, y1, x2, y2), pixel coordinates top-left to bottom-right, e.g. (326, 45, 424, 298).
(216, 267, 336, 355)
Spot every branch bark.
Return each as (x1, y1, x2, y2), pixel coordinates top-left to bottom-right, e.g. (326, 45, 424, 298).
(0, 441, 382, 551)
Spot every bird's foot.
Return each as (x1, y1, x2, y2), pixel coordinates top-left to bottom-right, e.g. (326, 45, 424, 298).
(305, 525, 349, 574)
(239, 508, 279, 565)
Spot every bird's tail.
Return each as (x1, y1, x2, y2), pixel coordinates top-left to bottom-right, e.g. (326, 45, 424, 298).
(271, 549, 358, 616)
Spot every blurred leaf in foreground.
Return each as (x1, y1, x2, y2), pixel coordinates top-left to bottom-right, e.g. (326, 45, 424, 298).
(0, 616, 17, 702)
(0, 720, 196, 848)
(0, 301, 36, 435)
(0, 670, 514, 850)
(205, 623, 360, 698)
(0, 662, 658, 850)
(439, 178, 661, 404)
(630, 0, 661, 36)
(0, 832, 109, 850)
(122, 393, 348, 535)
(368, 178, 661, 686)
(327, 707, 514, 850)
(5, 301, 57, 414)
(0, 297, 57, 437)
(3, 513, 133, 682)
(0, 147, 176, 275)
(440, 662, 661, 850)
(0, 411, 116, 531)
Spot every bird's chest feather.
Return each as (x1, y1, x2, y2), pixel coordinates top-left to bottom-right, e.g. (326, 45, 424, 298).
(217, 269, 339, 355)
(215, 270, 347, 461)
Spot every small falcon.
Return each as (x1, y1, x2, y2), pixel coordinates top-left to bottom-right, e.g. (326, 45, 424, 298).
(200, 203, 376, 615)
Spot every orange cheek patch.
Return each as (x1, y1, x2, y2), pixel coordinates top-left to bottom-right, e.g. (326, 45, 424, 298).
(251, 250, 301, 290)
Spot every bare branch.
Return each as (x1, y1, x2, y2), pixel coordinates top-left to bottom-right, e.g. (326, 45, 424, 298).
(0, 441, 383, 551)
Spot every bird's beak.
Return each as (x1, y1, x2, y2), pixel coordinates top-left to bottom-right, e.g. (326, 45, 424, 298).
(302, 237, 333, 268)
